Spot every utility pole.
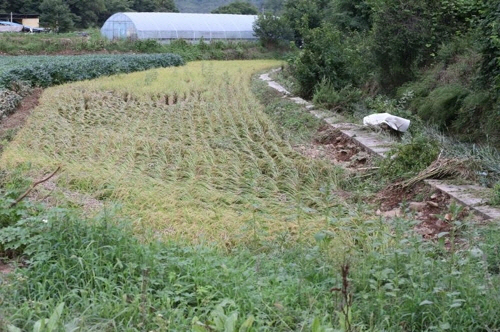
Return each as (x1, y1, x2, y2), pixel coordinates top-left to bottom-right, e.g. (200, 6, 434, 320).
(10, 12, 13, 23)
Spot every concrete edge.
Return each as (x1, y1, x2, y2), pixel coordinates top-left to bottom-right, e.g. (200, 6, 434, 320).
(259, 69, 500, 221)
(425, 180, 500, 220)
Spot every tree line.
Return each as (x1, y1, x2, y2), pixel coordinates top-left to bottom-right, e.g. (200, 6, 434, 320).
(0, 0, 178, 31)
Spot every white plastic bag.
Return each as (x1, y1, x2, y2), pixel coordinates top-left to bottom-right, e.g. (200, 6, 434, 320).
(363, 113, 410, 132)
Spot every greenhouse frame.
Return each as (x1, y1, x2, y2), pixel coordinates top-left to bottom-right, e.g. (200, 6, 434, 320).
(101, 12, 258, 42)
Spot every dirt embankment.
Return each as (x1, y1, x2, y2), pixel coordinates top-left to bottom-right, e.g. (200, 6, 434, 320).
(0, 88, 42, 152)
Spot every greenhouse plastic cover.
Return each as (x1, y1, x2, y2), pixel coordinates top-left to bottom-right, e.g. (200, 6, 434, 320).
(101, 12, 258, 41)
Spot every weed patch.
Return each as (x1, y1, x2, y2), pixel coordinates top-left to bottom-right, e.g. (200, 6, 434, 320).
(1, 193, 499, 331)
(379, 135, 440, 180)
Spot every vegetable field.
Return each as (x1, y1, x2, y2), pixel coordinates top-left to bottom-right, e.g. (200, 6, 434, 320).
(0, 53, 184, 127)
(0, 53, 184, 88)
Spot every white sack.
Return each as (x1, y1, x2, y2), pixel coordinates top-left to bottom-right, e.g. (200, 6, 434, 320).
(363, 113, 410, 132)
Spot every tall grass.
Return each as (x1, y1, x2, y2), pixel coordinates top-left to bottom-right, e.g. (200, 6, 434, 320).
(1, 191, 499, 331)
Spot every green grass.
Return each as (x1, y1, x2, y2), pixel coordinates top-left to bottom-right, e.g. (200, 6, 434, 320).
(0, 29, 279, 61)
(252, 75, 323, 144)
(1, 190, 499, 331)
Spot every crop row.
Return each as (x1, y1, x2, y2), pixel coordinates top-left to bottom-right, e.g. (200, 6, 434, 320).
(0, 53, 185, 89)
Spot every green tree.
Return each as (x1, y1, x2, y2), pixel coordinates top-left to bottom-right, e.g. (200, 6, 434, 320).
(66, 0, 106, 28)
(132, 0, 156, 11)
(0, 0, 8, 11)
(99, 0, 133, 24)
(39, 0, 75, 32)
(370, 0, 434, 92)
(132, 0, 177, 12)
(155, 0, 178, 11)
(0, 0, 40, 13)
(262, 0, 284, 14)
(211, 1, 258, 14)
(326, 0, 372, 32)
(253, 12, 293, 46)
(290, 23, 361, 98)
(283, 0, 329, 45)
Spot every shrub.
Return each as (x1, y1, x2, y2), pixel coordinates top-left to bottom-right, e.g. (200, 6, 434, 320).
(312, 79, 362, 112)
(0, 82, 32, 119)
(416, 85, 469, 129)
(370, 0, 479, 93)
(491, 182, 500, 206)
(452, 90, 494, 143)
(379, 135, 440, 179)
(326, 0, 372, 32)
(479, 0, 500, 93)
(369, 0, 433, 92)
(253, 13, 294, 47)
(290, 24, 362, 98)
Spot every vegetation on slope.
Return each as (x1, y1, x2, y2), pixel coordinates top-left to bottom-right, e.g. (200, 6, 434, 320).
(254, 0, 500, 149)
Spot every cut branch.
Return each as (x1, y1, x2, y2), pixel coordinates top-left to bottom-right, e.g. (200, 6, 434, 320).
(10, 166, 61, 208)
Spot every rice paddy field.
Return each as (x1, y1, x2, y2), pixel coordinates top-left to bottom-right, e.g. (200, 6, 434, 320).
(1, 60, 500, 331)
(1, 60, 345, 245)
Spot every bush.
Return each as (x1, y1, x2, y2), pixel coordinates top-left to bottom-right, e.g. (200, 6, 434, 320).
(379, 135, 440, 179)
(253, 13, 294, 47)
(370, 0, 479, 93)
(479, 0, 500, 93)
(326, 0, 372, 32)
(0, 81, 32, 120)
(370, 0, 434, 92)
(416, 85, 470, 129)
(491, 182, 500, 206)
(312, 79, 362, 112)
(290, 24, 363, 98)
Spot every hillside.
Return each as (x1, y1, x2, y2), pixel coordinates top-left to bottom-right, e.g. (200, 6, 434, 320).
(175, 0, 264, 13)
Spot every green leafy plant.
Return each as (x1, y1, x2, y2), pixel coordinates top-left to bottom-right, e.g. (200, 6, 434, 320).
(0, 53, 185, 89)
(8, 302, 66, 332)
(379, 136, 440, 179)
(491, 182, 500, 206)
(313, 80, 362, 112)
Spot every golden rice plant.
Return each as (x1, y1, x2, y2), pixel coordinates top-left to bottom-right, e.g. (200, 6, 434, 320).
(2, 60, 345, 245)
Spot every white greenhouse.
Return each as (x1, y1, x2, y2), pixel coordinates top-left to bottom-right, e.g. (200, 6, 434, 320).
(101, 12, 258, 42)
